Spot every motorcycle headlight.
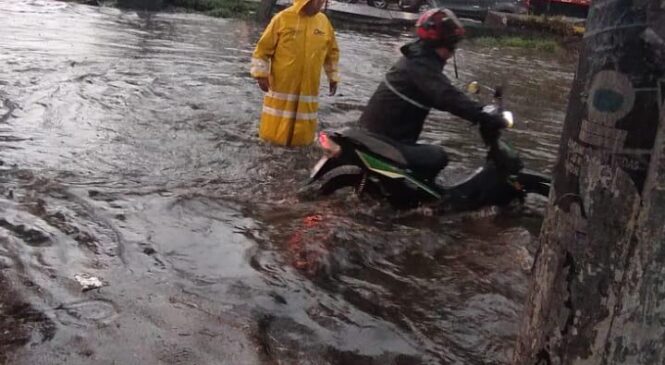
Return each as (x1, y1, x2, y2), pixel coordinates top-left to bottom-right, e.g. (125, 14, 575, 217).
(502, 111, 514, 128)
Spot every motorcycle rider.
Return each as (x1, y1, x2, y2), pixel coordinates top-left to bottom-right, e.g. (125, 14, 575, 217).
(358, 8, 510, 181)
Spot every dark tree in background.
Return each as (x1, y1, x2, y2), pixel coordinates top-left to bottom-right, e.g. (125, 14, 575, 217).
(257, 0, 278, 23)
(514, 0, 665, 364)
(117, 0, 164, 10)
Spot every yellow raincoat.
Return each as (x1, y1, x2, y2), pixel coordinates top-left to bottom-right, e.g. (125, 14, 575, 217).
(251, 0, 340, 146)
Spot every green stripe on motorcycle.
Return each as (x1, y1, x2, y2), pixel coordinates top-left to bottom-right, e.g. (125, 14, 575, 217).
(356, 151, 441, 199)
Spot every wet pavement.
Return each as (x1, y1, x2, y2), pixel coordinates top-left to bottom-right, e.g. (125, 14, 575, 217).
(0, 1, 574, 364)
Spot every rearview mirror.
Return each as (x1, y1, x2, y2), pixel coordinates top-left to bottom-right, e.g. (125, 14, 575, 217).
(467, 81, 480, 95)
(494, 86, 504, 99)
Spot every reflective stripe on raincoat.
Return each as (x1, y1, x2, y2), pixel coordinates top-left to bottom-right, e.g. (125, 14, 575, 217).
(251, 0, 340, 146)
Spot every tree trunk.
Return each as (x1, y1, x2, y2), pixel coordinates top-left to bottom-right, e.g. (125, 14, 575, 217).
(256, 0, 278, 23)
(117, 0, 164, 10)
(514, 0, 665, 364)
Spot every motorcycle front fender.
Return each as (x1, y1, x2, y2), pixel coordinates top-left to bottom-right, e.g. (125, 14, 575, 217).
(308, 155, 342, 183)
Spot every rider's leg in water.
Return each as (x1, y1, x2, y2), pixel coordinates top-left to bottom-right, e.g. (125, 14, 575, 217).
(398, 143, 448, 182)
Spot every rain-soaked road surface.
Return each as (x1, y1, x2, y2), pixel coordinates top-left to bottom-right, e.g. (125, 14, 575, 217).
(0, 1, 574, 364)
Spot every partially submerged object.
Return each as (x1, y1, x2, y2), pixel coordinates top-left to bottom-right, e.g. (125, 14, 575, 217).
(74, 274, 105, 292)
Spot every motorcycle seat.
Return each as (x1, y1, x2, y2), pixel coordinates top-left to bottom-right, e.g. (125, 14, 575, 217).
(337, 128, 409, 166)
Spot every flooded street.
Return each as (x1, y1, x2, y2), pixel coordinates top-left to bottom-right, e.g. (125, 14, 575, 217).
(0, 1, 574, 364)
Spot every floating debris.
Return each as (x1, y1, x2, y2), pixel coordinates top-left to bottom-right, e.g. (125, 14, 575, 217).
(74, 274, 105, 292)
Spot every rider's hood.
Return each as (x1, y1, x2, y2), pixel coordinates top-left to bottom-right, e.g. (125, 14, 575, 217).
(400, 41, 447, 70)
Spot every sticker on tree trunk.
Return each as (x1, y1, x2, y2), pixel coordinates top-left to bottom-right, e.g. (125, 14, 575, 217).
(563, 70, 662, 194)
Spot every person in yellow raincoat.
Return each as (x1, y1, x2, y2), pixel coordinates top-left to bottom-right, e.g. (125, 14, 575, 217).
(251, 0, 340, 147)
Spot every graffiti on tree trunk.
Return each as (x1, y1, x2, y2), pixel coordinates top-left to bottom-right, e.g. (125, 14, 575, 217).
(562, 70, 664, 196)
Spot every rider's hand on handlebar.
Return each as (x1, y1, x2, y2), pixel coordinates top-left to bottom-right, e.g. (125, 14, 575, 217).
(482, 105, 512, 129)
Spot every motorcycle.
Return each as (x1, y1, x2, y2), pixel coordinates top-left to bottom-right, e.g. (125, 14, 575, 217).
(304, 83, 551, 213)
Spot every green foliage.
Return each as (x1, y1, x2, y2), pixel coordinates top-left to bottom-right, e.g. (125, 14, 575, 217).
(507, 14, 585, 37)
(473, 36, 559, 52)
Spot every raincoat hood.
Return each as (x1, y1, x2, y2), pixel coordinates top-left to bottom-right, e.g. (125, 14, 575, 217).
(290, 0, 313, 14)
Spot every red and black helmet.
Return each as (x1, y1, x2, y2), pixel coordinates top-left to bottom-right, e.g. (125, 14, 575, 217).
(416, 8, 465, 49)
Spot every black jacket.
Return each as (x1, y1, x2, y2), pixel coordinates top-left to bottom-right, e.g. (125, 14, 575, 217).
(359, 41, 505, 144)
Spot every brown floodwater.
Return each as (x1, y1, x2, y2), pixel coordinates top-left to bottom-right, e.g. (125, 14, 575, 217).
(0, 1, 574, 364)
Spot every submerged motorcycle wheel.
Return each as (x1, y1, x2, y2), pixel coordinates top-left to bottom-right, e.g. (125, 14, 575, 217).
(318, 165, 366, 195)
(297, 165, 375, 201)
(516, 170, 551, 197)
